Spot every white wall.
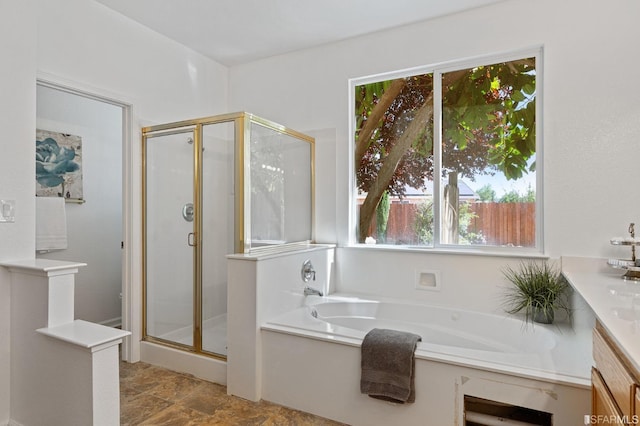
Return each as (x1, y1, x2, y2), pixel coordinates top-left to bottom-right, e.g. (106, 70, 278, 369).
(0, 9, 229, 419)
(36, 84, 124, 325)
(0, 0, 36, 422)
(1, 0, 637, 420)
(228, 0, 640, 313)
(36, 0, 228, 124)
(33, 0, 230, 362)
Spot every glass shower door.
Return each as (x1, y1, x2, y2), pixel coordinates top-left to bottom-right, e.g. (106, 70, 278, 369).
(144, 129, 196, 348)
(201, 121, 235, 356)
(142, 112, 314, 360)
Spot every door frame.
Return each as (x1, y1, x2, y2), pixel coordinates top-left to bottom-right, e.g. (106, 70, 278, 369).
(36, 72, 137, 361)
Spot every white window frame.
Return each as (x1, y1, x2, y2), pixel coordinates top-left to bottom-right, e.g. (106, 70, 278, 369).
(348, 47, 544, 255)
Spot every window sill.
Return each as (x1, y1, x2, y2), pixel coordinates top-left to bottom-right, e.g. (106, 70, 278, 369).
(343, 243, 548, 259)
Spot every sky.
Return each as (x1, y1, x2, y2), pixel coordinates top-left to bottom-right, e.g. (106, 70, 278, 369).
(463, 156, 537, 198)
(466, 169, 536, 198)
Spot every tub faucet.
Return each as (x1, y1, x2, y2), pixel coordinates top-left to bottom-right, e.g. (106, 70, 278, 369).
(301, 260, 322, 296)
(301, 259, 316, 283)
(304, 286, 323, 297)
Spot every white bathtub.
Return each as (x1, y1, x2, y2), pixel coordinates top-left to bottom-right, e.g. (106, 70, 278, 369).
(261, 294, 592, 425)
(264, 294, 591, 386)
(307, 297, 556, 354)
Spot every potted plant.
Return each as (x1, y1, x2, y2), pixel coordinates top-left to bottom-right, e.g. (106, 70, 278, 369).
(502, 261, 571, 324)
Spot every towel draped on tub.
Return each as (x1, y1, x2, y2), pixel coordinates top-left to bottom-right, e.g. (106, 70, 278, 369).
(360, 328, 422, 403)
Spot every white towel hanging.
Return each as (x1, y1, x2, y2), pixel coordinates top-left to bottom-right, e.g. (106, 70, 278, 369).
(36, 196, 68, 251)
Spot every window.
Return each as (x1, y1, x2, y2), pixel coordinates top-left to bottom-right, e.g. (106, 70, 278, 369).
(352, 50, 540, 250)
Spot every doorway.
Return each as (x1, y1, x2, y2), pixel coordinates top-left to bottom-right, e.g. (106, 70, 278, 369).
(35, 79, 130, 342)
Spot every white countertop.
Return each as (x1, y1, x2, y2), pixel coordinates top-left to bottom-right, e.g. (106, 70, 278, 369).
(0, 258, 86, 273)
(562, 256, 640, 372)
(37, 320, 131, 349)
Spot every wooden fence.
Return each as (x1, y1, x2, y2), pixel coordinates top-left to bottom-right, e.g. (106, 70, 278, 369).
(468, 202, 535, 247)
(365, 202, 535, 247)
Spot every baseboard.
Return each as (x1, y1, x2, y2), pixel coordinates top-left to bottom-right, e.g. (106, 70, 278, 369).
(99, 316, 122, 328)
(140, 341, 227, 385)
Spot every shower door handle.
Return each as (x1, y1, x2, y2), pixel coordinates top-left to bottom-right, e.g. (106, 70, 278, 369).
(187, 232, 196, 247)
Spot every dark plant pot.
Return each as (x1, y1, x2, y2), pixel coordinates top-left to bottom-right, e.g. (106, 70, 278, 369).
(533, 306, 554, 324)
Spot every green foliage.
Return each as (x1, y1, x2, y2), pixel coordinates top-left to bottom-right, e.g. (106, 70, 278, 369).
(499, 190, 524, 203)
(442, 59, 537, 181)
(355, 75, 434, 198)
(502, 261, 571, 325)
(375, 191, 391, 243)
(355, 57, 536, 197)
(414, 201, 485, 245)
(457, 203, 485, 244)
(522, 184, 536, 202)
(498, 184, 535, 203)
(476, 184, 496, 202)
(354, 80, 392, 132)
(414, 201, 434, 245)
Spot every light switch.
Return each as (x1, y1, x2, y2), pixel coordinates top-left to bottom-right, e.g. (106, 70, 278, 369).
(0, 200, 15, 223)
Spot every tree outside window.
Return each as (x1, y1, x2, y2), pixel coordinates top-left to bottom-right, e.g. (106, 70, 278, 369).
(353, 53, 538, 249)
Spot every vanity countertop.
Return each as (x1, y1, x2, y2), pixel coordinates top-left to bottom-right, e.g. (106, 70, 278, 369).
(562, 256, 640, 372)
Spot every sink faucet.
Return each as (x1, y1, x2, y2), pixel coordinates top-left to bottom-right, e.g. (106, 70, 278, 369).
(301, 259, 323, 296)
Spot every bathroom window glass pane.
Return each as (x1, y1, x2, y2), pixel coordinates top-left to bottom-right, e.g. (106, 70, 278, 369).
(249, 122, 312, 250)
(354, 74, 435, 245)
(352, 51, 539, 251)
(441, 58, 536, 247)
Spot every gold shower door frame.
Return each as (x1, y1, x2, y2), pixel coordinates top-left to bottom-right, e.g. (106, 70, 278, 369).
(141, 112, 315, 359)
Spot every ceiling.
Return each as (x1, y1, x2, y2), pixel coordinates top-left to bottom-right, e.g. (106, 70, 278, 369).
(95, 0, 506, 66)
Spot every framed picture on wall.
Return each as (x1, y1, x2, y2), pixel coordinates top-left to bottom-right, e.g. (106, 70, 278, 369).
(35, 129, 84, 202)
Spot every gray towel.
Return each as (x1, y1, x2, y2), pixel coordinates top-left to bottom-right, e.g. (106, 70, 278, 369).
(360, 328, 422, 403)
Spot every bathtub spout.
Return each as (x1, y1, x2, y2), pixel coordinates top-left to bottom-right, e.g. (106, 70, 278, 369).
(304, 286, 323, 297)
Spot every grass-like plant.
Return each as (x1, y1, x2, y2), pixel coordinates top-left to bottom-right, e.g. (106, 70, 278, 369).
(502, 261, 571, 324)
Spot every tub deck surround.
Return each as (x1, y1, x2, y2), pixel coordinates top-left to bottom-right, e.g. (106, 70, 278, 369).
(227, 245, 591, 423)
(226, 244, 336, 401)
(261, 293, 592, 424)
(261, 326, 591, 425)
(264, 294, 592, 388)
(562, 256, 640, 372)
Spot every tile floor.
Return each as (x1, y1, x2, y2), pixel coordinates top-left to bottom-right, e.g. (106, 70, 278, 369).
(120, 360, 346, 425)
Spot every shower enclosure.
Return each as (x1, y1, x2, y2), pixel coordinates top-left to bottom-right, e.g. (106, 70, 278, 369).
(142, 112, 314, 358)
